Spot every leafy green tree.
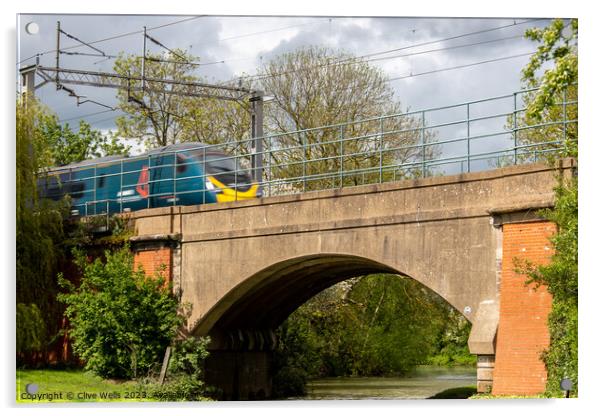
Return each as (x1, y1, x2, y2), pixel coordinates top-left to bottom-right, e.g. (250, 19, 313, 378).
(58, 247, 183, 379)
(516, 18, 578, 397)
(36, 114, 129, 167)
(16, 99, 67, 361)
(507, 19, 578, 164)
(522, 19, 578, 123)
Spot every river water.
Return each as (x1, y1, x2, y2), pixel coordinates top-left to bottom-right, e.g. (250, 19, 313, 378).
(295, 365, 476, 400)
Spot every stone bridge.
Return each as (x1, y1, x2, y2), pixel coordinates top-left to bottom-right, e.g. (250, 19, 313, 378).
(127, 159, 575, 399)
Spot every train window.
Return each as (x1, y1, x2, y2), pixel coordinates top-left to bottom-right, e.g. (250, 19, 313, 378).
(176, 154, 188, 173)
(206, 154, 238, 173)
(68, 182, 85, 199)
(97, 175, 105, 188)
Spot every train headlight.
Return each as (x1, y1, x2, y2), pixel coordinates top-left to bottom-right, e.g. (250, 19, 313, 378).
(205, 180, 222, 193)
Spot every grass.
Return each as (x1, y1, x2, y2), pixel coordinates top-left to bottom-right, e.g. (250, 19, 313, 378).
(469, 393, 548, 399)
(16, 369, 150, 403)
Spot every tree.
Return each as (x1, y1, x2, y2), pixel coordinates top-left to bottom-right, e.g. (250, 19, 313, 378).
(36, 115, 129, 167)
(113, 51, 200, 148)
(16, 99, 67, 362)
(258, 47, 438, 191)
(517, 18, 578, 397)
(508, 19, 578, 164)
(58, 247, 183, 379)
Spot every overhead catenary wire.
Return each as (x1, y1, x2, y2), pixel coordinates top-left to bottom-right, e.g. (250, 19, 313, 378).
(388, 51, 537, 81)
(224, 18, 546, 84)
(59, 28, 107, 56)
(17, 15, 204, 65)
(59, 108, 116, 123)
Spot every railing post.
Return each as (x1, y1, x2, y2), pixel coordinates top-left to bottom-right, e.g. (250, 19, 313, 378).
(301, 132, 307, 192)
(147, 155, 151, 209)
(562, 88, 567, 147)
(421, 111, 426, 178)
(513, 92, 518, 165)
(339, 125, 344, 188)
(235, 153, 238, 202)
(93, 165, 97, 215)
(173, 151, 177, 206)
(202, 147, 206, 204)
(378, 118, 384, 183)
(466, 103, 471, 173)
(119, 159, 123, 213)
(266, 136, 271, 197)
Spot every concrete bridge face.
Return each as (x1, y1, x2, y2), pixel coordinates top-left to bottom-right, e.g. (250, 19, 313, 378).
(129, 160, 574, 399)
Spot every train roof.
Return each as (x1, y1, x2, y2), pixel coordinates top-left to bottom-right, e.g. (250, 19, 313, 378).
(144, 142, 216, 155)
(46, 141, 225, 172)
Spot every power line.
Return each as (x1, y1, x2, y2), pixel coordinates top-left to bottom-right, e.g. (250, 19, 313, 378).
(192, 29, 525, 71)
(17, 15, 204, 65)
(59, 108, 116, 123)
(363, 34, 525, 64)
(388, 51, 536, 82)
(224, 18, 545, 84)
(219, 33, 527, 81)
(211, 20, 321, 44)
(354, 18, 544, 61)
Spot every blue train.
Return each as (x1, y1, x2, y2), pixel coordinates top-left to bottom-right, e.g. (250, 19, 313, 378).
(38, 142, 261, 216)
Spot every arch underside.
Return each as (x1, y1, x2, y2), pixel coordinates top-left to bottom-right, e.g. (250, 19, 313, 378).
(196, 254, 440, 338)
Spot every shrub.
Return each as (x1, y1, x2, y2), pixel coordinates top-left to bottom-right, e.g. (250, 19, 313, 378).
(141, 337, 212, 401)
(58, 247, 183, 379)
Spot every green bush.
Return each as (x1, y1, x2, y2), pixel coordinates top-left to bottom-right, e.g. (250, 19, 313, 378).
(58, 247, 183, 379)
(140, 337, 212, 401)
(167, 337, 210, 378)
(145, 374, 210, 402)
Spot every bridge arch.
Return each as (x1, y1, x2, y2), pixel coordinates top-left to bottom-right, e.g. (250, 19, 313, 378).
(192, 252, 461, 338)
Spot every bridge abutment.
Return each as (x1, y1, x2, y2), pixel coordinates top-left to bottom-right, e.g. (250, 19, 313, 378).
(491, 219, 555, 396)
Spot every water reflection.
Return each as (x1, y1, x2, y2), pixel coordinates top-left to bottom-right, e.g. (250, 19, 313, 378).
(294, 365, 476, 400)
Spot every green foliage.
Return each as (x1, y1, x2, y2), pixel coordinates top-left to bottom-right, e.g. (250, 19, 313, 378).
(145, 375, 211, 402)
(427, 313, 475, 367)
(139, 337, 211, 401)
(57, 247, 183, 379)
(16, 99, 67, 359)
(522, 19, 578, 122)
(37, 115, 129, 167)
(167, 337, 211, 378)
(272, 274, 471, 397)
(16, 303, 47, 355)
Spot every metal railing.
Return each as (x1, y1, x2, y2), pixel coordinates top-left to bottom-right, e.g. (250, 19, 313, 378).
(47, 86, 577, 217)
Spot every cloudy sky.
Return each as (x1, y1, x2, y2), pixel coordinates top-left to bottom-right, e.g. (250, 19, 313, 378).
(16, 13, 570, 172)
(17, 14, 556, 122)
